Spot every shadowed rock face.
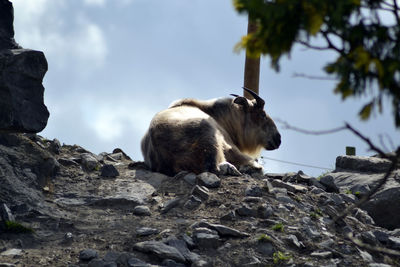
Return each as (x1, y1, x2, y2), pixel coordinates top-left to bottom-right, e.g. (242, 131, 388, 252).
(0, 0, 49, 133)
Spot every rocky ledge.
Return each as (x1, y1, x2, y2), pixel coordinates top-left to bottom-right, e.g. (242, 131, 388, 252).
(0, 133, 399, 267)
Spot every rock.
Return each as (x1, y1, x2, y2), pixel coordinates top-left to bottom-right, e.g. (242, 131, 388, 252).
(182, 172, 197, 185)
(354, 208, 375, 225)
(183, 195, 202, 210)
(310, 251, 332, 259)
(362, 187, 400, 230)
(136, 227, 159, 237)
(0, 0, 20, 49)
(160, 198, 181, 214)
(49, 138, 61, 154)
(195, 221, 249, 238)
(0, 203, 15, 221)
(220, 210, 236, 221)
(350, 184, 371, 197)
(388, 236, 400, 249)
(284, 234, 302, 249)
(270, 179, 307, 193)
(167, 238, 202, 263)
(133, 241, 186, 263)
(196, 172, 221, 188)
(81, 153, 99, 171)
(162, 259, 186, 267)
(191, 185, 209, 201)
(193, 232, 221, 249)
(79, 249, 99, 261)
(336, 155, 392, 173)
(257, 204, 273, 219)
(132, 205, 151, 216)
(245, 184, 263, 197)
(88, 259, 117, 267)
(319, 175, 339, 193)
(100, 164, 119, 178)
(256, 242, 275, 256)
(0, 248, 22, 256)
(236, 203, 257, 217)
(0, 49, 49, 133)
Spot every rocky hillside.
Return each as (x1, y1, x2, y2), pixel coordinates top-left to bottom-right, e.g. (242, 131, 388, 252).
(0, 133, 399, 267)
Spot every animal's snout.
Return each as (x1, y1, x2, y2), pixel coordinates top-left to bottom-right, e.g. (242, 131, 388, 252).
(273, 132, 281, 148)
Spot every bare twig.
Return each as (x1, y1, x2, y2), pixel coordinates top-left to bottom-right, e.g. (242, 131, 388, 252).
(347, 233, 400, 257)
(292, 72, 337, 81)
(276, 119, 347, 135)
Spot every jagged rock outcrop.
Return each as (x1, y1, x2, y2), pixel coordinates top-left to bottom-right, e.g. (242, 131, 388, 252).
(0, 133, 399, 267)
(0, 0, 49, 133)
(323, 155, 400, 230)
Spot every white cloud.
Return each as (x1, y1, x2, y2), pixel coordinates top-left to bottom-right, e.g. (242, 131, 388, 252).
(84, 0, 107, 6)
(12, 0, 107, 72)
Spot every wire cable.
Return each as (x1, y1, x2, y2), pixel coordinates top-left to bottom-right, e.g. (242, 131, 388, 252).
(261, 156, 333, 171)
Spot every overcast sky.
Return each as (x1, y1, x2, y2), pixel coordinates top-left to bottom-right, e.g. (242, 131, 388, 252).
(12, 0, 399, 177)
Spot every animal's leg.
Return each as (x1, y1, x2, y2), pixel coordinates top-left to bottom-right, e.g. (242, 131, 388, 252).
(218, 161, 242, 176)
(224, 147, 263, 175)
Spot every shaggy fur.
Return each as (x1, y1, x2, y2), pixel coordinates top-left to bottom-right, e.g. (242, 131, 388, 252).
(141, 96, 281, 176)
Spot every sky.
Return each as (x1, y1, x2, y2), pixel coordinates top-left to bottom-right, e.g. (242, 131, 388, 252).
(12, 0, 399, 177)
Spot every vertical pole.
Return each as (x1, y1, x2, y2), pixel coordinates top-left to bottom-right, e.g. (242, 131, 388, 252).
(243, 17, 260, 99)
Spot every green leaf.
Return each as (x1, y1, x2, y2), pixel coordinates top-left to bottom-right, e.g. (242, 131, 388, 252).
(359, 102, 373, 120)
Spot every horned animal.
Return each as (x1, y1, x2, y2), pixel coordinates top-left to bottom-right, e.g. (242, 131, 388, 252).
(141, 88, 281, 176)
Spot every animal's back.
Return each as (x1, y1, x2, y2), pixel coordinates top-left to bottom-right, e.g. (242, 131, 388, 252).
(141, 105, 226, 175)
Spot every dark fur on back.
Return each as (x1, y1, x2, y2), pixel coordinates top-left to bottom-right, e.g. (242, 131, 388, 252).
(141, 96, 281, 176)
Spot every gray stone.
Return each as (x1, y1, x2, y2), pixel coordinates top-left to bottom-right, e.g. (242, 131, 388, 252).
(0, 49, 49, 133)
(336, 155, 392, 173)
(167, 238, 201, 263)
(257, 204, 273, 219)
(368, 264, 392, 267)
(132, 205, 151, 216)
(182, 234, 195, 249)
(133, 241, 186, 263)
(304, 226, 321, 240)
(0, 0, 20, 49)
(372, 230, 389, 243)
(197, 221, 249, 238)
(81, 153, 99, 171)
(339, 193, 356, 203)
(126, 257, 150, 267)
(193, 232, 220, 249)
(245, 184, 263, 197)
(362, 187, 400, 230)
(270, 179, 307, 193)
(0, 248, 22, 256)
(275, 193, 295, 205)
(284, 234, 302, 248)
(183, 195, 202, 210)
(160, 198, 181, 214)
(100, 164, 119, 178)
(310, 187, 325, 194)
(220, 210, 236, 221)
(310, 251, 332, 258)
(162, 259, 186, 267)
(136, 227, 159, 236)
(309, 178, 327, 191)
(388, 236, 400, 249)
(197, 172, 221, 188)
(256, 242, 275, 256)
(360, 231, 378, 246)
(88, 259, 117, 267)
(0, 203, 14, 221)
(350, 184, 370, 197)
(183, 172, 197, 185)
(319, 175, 339, 193)
(191, 185, 209, 200)
(354, 208, 375, 225)
(236, 203, 257, 217)
(79, 249, 98, 261)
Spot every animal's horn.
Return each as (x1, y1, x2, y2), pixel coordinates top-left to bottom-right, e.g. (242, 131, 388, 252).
(230, 94, 240, 98)
(242, 87, 265, 108)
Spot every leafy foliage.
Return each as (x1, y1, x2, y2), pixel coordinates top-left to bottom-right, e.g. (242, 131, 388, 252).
(234, 0, 400, 127)
(4, 221, 34, 234)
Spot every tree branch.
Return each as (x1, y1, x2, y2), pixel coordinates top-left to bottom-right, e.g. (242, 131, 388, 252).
(275, 119, 347, 135)
(292, 72, 337, 81)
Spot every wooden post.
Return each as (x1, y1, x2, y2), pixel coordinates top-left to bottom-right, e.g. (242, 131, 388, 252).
(243, 17, 260, 99)
(346, 146, 356, 156)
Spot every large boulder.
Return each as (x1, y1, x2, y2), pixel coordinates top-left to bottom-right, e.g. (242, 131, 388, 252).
(0, 0, 20, 50)
(0, 0, 49, 133)
(331, 155, 400, 230)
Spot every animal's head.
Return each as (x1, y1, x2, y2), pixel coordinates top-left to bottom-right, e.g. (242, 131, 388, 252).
(231, 87, 281, 152)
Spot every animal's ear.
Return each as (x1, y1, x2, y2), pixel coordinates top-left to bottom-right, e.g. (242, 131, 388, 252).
(232, 96, 249, 109)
